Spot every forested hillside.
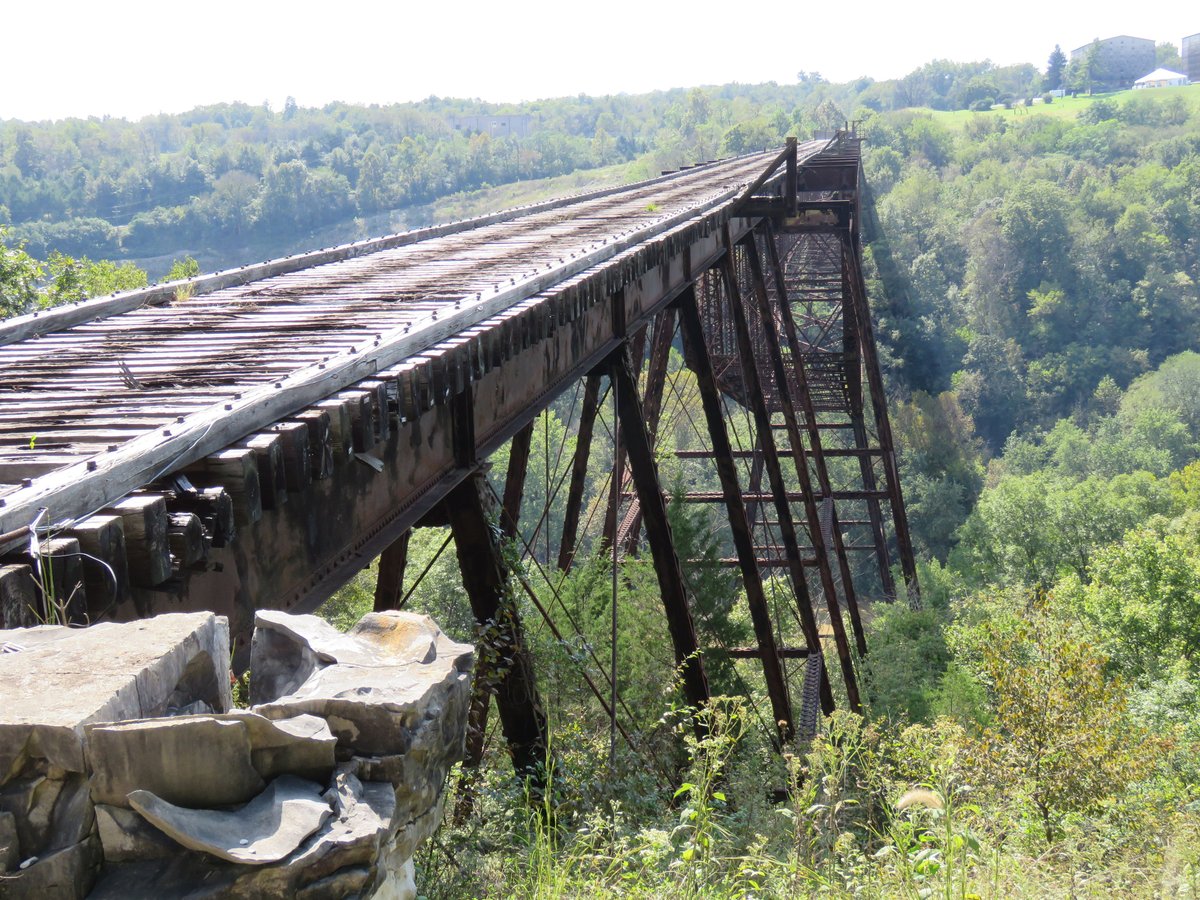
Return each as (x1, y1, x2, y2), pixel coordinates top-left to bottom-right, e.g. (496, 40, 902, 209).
(862, 87, 1200, 560)
(5, 60, 1200, 897)
(0, 55, 1121, 278)
(0, 85, 847, 274)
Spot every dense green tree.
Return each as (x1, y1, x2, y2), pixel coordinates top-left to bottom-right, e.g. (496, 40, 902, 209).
(1060, 514, 1200, 680)
(954, 470, 1171, 588)
(970, 614, 1153, 843)
(1156, 42, 1183, 71)
(0, 226, 42, 316)
(1045, 45, 1067, 91)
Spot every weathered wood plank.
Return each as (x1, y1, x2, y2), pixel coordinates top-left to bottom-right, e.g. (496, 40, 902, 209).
(240, 433, 287, 511)
(168, 512, 206, 568)
(0, 564, 39, 629)
(66, 514, 129, 619)
(271, 421, 312, 492)
(185, 450, 262, 526)
(101, 495, 171, 588)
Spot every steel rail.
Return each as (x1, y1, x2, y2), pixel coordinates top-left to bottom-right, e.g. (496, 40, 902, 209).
(0, 150, 789, 348)
(0, 143, 822, 536)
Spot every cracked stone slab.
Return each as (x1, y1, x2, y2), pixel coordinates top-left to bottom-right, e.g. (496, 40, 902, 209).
(0, 613, 230, 778)
(250, 610, 471, 706)
(87, 717, 265, 809)
(128, 775, 332, 865)
(86, 711, 335, 809)
(251, 611, 473, 761)
(95, 803, 179, 862)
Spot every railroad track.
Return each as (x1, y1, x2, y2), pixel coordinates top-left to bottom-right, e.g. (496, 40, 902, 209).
(0, 142, 826, 538)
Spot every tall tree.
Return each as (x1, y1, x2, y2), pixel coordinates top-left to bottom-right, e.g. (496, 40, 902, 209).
(1045, 45, 1067, 91)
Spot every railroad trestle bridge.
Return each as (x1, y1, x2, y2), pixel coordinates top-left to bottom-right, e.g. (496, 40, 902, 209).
(0, 133, 917, 775)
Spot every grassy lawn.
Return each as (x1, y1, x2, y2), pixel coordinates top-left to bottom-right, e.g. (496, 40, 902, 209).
(923, 82, 1200, 129)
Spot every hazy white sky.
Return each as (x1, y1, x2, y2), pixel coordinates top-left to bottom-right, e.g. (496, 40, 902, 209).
(3, 1, 1195, 121)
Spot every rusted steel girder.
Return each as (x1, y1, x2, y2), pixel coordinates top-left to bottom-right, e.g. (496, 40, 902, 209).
(373, 530, 410, 612)
(608, 345, 712, 721)
(618, 307, 677, 554)
(744, 229, 866, 656)
(446, 471, 549, 782)
(840, 230, 920, 606)
(718, 227, 857, 712)
(762, 222, 888, 620)
(501, 421, 535, 542)
(677, 285, 794, 742)
(556, 374, 602, 572)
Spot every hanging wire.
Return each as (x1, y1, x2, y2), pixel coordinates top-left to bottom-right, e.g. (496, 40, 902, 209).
(610, 364, 619, 773)
(483, 480, 675, 786)
(396, 531, 455, 609)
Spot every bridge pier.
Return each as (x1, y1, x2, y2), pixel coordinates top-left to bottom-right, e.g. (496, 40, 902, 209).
(677, 285, 794, 743)
(373, 530, 410, 611)
(609, 345, 713, 724)
(446, 472, 549, 784)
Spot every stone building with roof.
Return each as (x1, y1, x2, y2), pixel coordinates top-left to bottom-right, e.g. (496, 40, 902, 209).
(1184, 33, 1200, 83)
(1070, 35, 1155, 89)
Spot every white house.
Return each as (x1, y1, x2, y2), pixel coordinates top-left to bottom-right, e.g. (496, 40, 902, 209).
(1133, 68, 1189, 89)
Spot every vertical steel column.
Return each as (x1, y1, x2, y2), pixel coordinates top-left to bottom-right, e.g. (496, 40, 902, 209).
(785, 136, 798, 218)
(678, 286, 794, 743)
(447, 474, 549, 782)
(621, 307, 678, 553)
(557, 374, 602, 572)
(719, 230, 859, 712)
(743, 438, 767, 531)
(601, 325, 648, 548)
(373, 530, 410, 612)
(839, 249, 897, 598)
(841, 232, 920, 605)
(749, 229, 866, 655)
(500, 421, 535, 542)
(609, 345, 712, 720)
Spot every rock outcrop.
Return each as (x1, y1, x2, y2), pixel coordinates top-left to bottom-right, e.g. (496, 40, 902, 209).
(0, 609, 472, 899)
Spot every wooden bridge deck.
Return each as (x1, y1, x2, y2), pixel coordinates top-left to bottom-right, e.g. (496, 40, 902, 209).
(0, 149, 800, 508)
(0, 134, 916, 761)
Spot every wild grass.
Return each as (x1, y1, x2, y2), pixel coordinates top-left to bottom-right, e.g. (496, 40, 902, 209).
(409, 704, 1200, 899)
(924, 83, 1200, 129)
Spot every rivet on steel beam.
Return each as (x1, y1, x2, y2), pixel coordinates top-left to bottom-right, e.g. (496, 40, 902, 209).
(22, 478, 33, 487)
(163, 429, 172, 436)
(275, 382, 282, 388)
(87, 460, 98, 471)
(176, 416, 185, 423)
(107, 445, 117, 452)
(224, 403, 233, 410)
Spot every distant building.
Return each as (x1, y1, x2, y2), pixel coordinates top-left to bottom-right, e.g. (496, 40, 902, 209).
(1133, 68, 1188, 89)
(1184, 33, 1200, 83)
(1070, 35, 1155, 89)
(448, 115, 533, 139)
